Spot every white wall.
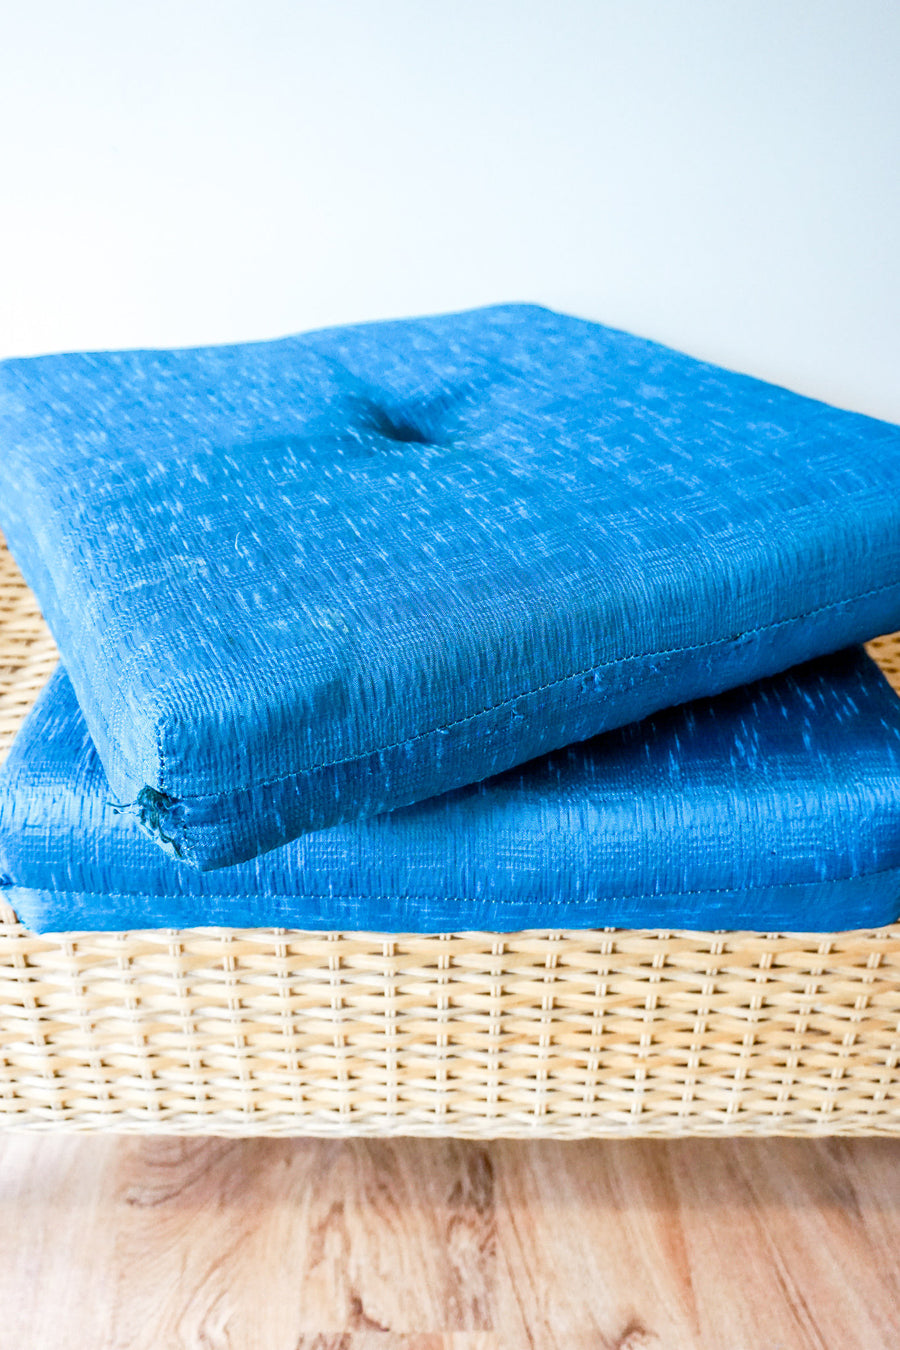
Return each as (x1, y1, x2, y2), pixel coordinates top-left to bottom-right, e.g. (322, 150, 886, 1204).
(1, 0, 898, 420)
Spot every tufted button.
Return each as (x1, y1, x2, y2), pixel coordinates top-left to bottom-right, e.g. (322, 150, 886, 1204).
(365, 404, 433, 446)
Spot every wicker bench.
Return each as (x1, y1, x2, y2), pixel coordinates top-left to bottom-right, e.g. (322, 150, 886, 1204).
(2, 536, 899, 1137)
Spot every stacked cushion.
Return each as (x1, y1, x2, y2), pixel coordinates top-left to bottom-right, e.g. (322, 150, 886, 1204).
(2, 305, 900, 872)
(3, 649, 900, 935)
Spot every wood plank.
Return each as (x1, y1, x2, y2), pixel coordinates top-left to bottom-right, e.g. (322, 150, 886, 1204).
(0, 1135, 897, 1348)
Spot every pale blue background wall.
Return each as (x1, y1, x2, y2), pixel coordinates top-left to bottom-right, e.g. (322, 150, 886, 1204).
(1, 0, 897, 419)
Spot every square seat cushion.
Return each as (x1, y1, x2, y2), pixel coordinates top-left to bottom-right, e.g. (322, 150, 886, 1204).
(2, 304, 900, 872)
(2, 648, 900, 935)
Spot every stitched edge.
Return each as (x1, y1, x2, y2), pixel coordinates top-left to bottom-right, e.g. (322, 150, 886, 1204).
(161, 574, 900, 805)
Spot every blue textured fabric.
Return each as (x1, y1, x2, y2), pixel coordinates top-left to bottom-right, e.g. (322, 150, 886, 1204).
(2, 650, 900, 934)
(2, 304, 900, 872)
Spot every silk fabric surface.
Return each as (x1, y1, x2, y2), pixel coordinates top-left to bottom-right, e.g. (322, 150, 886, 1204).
(2, 305, 900, 871)
(3, 650, 900, 935)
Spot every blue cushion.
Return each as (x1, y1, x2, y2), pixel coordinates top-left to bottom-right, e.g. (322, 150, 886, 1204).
(3, 650, 900, 934)
(2, 304, 900, 871)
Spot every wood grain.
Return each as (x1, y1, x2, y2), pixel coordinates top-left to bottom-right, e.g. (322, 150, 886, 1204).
(0, 1136, 897, 1349)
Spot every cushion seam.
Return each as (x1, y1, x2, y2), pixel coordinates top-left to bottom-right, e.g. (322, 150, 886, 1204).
(164, 574, 900, 805)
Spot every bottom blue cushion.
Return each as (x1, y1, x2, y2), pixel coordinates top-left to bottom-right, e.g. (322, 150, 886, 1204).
(2, 650, 900, 934)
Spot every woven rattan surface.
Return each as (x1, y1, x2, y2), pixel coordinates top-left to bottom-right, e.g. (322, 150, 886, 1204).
(1, 533, 900, 1136)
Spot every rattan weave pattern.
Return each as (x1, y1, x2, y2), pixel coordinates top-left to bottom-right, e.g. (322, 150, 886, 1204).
(0, 554, 57, 761)
(1, 533, 900, 1136)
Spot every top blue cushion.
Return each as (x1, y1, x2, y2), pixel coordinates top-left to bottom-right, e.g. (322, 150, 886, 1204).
(1, 303, 900, 871)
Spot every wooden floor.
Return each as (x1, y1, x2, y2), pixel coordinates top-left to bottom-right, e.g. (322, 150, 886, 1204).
(0, 1136, 897, 1348)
